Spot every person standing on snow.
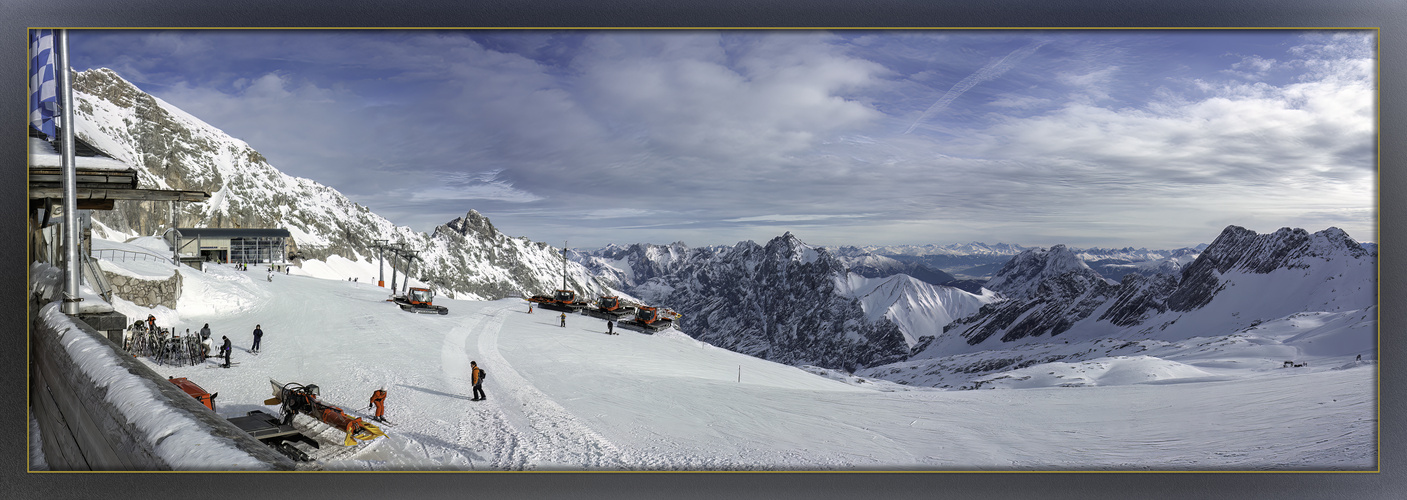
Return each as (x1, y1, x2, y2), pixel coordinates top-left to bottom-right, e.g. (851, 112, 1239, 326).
(201, 335, 213, 360)
(470, 361, 487, 401)
(607, 319, 614, 335)
(199, 323, 211, 342)
(220, 335, 232, 368)
(369, 388, 388, 422)
(251, 324, 264, 353)
(559, 312, 566, 327)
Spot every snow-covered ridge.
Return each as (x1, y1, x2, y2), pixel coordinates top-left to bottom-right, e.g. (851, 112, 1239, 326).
(837, 273, 998, 347)
(69, 68, 619, 302)
(901, 225, 1376, 387)
(983, 244, 1106, 300)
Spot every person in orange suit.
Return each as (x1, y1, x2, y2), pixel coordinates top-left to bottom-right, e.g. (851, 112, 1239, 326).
(369, 388, 388, 422)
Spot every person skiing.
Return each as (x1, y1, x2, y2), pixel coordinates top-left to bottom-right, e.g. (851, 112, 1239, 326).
(220, 335, 232, 368)
(528, 303, 533, 314)
(267, 269, 273, 282)
(199, 323, 211, 342)
(369, 388, 388, 422)
(607, 319, 614, 335)
(470, 361, 486, 401)
(560, 312, 566, 327)
(251, 324, 264, 353)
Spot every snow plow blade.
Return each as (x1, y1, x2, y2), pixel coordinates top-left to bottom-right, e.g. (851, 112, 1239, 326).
(345, 421, 386, 446)
(269, 379, 386, 446)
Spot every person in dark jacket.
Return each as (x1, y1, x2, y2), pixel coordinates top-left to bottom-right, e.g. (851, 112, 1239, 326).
(220, 336, 232, 368)
(251, 324, 264, 353)
(559, 312, 566, 327)
(607, 320, 615, 335)
(199, 323, 211, 341)
(470, 361, 486, 401)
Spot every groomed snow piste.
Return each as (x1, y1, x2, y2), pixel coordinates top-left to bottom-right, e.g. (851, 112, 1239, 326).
(88, 241, 1375, 471)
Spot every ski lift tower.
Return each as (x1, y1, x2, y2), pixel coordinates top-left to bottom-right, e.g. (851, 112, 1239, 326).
(372, 239, 387, 287)
(387, 242, 407, 295)
(398, 250, 421, 296)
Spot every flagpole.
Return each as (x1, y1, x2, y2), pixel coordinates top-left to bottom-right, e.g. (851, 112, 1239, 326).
(57, 29, 82, 315)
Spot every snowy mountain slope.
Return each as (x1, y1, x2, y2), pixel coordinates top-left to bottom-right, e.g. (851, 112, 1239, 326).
(831, 248, 958, 286)
(66, 68, 616, 301)
(575, 233, 995, 371)
(78, 246, 1374, 470)
(572, 241, 702, 291)
(843, 242, 1205, 282)
(858, 242, 1032, 257)
(889, 226, 1376, 386)
(838, 273, 998, 347)
(983, 244, 1110, 300)
(649, 233, 912, 370)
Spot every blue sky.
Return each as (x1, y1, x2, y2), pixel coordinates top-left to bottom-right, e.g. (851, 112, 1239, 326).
(68, 30, 1376, 249)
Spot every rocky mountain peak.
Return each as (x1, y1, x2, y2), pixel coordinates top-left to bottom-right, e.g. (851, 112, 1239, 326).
(444, 210, 497, 240)
(1167, 225, 1369, 312)
(983, 244, 1103, 300)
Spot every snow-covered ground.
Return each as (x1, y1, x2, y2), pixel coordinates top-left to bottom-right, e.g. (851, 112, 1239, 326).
(84, 244, 1375, 471)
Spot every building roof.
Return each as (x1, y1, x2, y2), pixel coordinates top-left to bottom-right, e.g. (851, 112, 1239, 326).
(28, 126, 211, 210)
(174, 228, 292, 238)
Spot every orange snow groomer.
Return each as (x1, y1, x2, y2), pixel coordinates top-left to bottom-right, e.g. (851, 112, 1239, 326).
(370, 388, 388, 422)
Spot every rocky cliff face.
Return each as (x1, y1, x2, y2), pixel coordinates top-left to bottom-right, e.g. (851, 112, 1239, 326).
(70, 68, 614, 300)
(1165, 226, 1367, 312)
(946, 245, 1114, 345)
(578, 234, 915, 371)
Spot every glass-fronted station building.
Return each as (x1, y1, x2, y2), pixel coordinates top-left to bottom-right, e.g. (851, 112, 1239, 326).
(171, 227, 292, 266)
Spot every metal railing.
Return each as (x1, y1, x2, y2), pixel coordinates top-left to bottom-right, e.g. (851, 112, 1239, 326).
(80, 251, 114, 303)
(91, 248, 175, 265)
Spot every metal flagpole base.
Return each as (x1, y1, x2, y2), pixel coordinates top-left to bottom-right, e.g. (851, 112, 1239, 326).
(61, 295, 83, 315)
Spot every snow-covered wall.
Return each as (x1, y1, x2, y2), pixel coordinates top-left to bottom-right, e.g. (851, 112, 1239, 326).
(30, 266, 293, 470)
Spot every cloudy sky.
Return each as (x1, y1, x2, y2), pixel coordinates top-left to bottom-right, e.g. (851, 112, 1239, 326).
(68, 30, 1376, 249)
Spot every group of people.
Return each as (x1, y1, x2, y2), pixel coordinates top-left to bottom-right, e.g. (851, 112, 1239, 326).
(209, 323, 264, 367)
(141, 316, 263, 368)
(203, 322, 262, 368)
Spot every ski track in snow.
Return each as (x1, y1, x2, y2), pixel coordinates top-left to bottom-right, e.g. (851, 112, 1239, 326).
(470, 304, 627, 469)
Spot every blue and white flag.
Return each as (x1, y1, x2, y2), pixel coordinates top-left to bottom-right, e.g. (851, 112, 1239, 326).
(30, 29, 58, 139)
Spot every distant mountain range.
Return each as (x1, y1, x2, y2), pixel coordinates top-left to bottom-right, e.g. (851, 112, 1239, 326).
(893, 225, 1376, 386)
(58, 67, 1376, 380)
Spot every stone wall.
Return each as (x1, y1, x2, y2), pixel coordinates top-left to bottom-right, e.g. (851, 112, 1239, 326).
(103, 270, 182, 309)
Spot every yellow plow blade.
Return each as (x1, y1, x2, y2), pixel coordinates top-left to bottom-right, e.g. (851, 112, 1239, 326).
(343, 422, 386, 446)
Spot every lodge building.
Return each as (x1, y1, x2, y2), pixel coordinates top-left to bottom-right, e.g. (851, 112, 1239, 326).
(171, 227, 293, 268)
